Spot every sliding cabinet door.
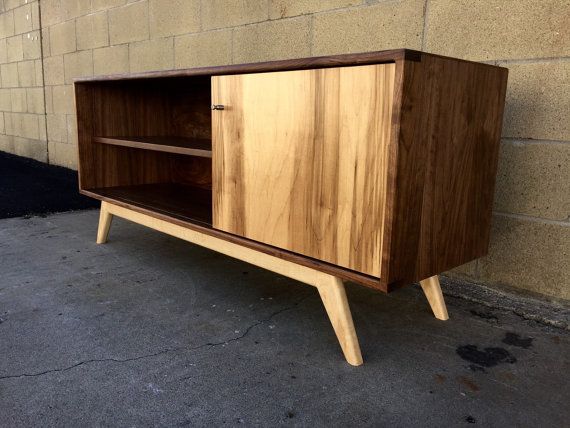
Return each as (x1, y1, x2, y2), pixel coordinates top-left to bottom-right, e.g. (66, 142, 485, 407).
(212, 64, 395, 277)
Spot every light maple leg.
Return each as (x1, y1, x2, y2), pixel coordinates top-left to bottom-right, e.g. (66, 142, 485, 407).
(316, 277, 363, 366)
(100, 202, 364, 365)
(96, 201, 113, 244)
(419, 275, 449, 321)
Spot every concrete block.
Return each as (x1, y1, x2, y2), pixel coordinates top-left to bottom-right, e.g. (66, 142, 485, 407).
(425, 0, 570, 61)
(21, 112, 39, 139)
(52, 84, 74, 114)
(0, 39, 7, 64)
(44, 86, 53, 113)
(149, 0, 200, 37)
(17, 60, 36, 86)
(66, 113, 77, 146)
(14, 136, 47, 161)
(64, 50, 93, 84)
(35, 59, 44, 86)
(61, 0, 91, 20)
(92, 0, 127, 12)
(312, 0, 424, 55)
(41, 27, 50, 57)
(129, 37, 174, 72)
(175, 30, 231, 69)
(4, 0, 25, 11)
(233, 17, 311, 63)
(40, 0, 64, 26)
(109, 1, 149, 45)
(50, 20, 76, 55)
(7, 35, 23, 62)
(43, 55, 65, 86)
(202, 0, 267, 30)
(11, 136, 48, 161)
(48, 140, 77, 169)
(38, 114, 47, 140)
(46, 112, 67, 142)
(494, 141, 570, 221)
(13, 3, 32, 35)
(10, 88, 27, 112)
(269, 0, 360, 19)
(0, 135, 15, 154)
(77, 11, 109, 50)
(479, 215, 570, 300)
(0, 10, 15, 38)
(31, 1, 40, 30)
(0, 89, 11, 110)
(93, 44, 129, 75)
(26, 87, 44, 114)
(0, 112, 4, 133)
(1, 62, 19, 87)
(502, 61, 570, 142)
(22, 30, 42, 60)
(4, 112, 15, 134)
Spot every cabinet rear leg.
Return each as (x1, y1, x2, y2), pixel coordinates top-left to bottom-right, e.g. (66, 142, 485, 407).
(96, 201, 113, 244)
(419, 275, 449, 320)
(316, 277, 363, 366)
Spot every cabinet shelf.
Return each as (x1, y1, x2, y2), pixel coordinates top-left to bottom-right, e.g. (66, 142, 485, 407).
(89, 183, 212, 226)
(94, 136, 212, 158)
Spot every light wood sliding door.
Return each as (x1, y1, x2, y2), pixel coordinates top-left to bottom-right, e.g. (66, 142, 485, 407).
(212, 64, 395, 277)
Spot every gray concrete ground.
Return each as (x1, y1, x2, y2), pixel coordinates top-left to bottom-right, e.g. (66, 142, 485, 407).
(1, 210, 569, 427)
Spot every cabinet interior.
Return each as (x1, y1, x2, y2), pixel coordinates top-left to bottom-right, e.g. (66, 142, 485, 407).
(80, 75, 213, 226)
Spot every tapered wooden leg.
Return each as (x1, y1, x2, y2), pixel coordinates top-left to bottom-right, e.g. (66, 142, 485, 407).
(419, 275, 449, 321)
(316, 277, 363, 366)
(100, 202, 363, 365)
(96, 201, 113, 244)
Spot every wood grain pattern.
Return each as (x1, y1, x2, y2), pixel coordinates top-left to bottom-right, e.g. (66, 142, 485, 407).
(316, 277, 363, 366)
(76, 49, 508, 293)
(75, 76, 213, 190)
(96, 202, 113, 244)
(419, 275, 449, 321)
(92, 183, 212, 226)
(81, 187, 382, 288)
(75, 49, 416, 83)
(94, 136, 212, 158)
(380, 56, 508, 290)
(213, 64, 395, 277)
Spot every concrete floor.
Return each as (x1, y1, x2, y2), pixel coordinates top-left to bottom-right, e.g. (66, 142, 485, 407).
(1, 210, 569, 426)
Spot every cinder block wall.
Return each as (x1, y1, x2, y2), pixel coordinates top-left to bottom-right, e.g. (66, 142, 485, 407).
(0, 0, 45, 160)
(0, 0, 568, 300)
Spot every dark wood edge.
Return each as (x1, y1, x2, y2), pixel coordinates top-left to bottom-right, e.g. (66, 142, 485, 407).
(74, 49, 506, 84)
(81, 189, 386, 292)
(74, 49, 408, 82)
(378, 58, 406, 289)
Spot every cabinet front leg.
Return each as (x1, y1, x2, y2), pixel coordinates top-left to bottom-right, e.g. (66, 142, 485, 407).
(316, 277, 363, 366)
(96, 201, 113, 244)
(419, 275, 449, 321)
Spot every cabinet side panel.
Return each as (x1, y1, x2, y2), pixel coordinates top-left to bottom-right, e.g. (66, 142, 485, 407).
(379, 59, 428, 288)
(416, 56, 508, 280)
(75, 83, 96, 189)
(384, 56, 508, 289)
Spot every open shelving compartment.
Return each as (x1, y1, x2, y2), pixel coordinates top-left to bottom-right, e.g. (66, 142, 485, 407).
(76, 75, 213, 227)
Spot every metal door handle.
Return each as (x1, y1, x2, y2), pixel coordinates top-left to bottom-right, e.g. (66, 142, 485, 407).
(211, 104, 225, 110)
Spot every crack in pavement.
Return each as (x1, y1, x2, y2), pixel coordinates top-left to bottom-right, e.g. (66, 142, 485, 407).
(0, 294, 312, 381)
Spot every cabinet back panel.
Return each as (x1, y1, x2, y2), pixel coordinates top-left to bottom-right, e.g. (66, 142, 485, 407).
(212, 64, 395, 277)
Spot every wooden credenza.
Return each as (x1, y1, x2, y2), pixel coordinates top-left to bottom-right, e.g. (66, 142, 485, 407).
(75, 49, 508, 365)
